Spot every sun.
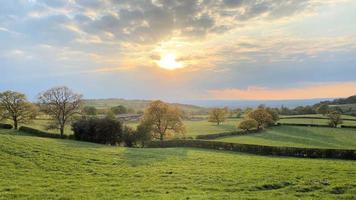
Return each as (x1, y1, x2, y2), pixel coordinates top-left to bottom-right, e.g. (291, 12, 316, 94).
(157, 53, 184, 70)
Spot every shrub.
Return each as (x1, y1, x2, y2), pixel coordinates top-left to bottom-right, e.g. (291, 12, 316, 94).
(238, 119, 258, 131)
(0, 123, 13, 129)
(196, 130, 258, 140)
(72, 118, 123, 145)
(122, 126, 137, 147)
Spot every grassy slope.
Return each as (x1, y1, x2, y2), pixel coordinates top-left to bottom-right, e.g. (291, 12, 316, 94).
(84, 99, 207, 114)
(216, 126, 356, 149)
(1, 129, 356, 199)
(126, 118, 242, 138)
(279, 118, 356, 126)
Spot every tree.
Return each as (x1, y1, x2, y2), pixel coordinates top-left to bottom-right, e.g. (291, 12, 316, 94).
(136, 121, 153, 147)
(238, 119, 258, 131)
(247, 108, 274, 130)
(316, 104, 329, 115)
(265, 107, 280, 122)
(208, 108, 228, 125)
(0, 91, 37, 129)
(38, 86, 82, 137)
(141, 100, 185, 141)
(122, 126, 137, 147)
(327, 111, 343, 128)
(111, 105, 128, 115)
(83, 106, 97, 116)
(231, 108, 243, 118)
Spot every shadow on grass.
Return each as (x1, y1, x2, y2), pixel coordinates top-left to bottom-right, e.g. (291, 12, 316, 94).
(121, 147, 188, 166)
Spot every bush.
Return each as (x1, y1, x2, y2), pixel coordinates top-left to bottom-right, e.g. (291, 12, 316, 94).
(238, 119, 258, 131)
(147, 140, 356, 160)
(196, 130, 258, 140)
(0, 123, 13, 129)
(277, 123, 330, 127)
(72, 118, 123, 145)
(19, 126, 71, 139)
(122, 126, 137, 147)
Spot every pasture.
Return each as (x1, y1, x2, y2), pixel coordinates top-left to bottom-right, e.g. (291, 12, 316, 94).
(215, 126, 356, 149)
(1, 129, 355, 199)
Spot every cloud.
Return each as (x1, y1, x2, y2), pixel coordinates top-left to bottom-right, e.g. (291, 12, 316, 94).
(208, 82, 356, 100)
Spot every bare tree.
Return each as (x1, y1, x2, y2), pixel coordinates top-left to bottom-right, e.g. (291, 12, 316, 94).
(38, 86, 82, 137)
(0, 91, 37, 129)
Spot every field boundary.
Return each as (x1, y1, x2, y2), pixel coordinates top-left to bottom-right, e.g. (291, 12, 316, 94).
(195, 130, 259, 140)
(147, 139, 356, 160)
(280, 116, 356, 121)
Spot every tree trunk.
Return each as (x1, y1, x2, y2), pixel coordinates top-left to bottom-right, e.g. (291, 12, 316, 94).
(14, 119, 18, 130)
(60, 126, 64, 138)
(160, 133, 164, 141)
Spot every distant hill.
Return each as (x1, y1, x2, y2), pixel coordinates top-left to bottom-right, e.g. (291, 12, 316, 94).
(180, 98, 333, 108)
(328, 95, 356, 105)
(83, 98, 208, 114)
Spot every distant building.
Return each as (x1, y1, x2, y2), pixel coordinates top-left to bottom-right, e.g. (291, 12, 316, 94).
(115, 114, 143, 121)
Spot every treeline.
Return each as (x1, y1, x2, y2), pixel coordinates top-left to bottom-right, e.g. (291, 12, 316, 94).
(0, 86, 189, 146)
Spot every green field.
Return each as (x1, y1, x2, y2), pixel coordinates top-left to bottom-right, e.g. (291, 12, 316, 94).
(279, 118, 356, 126)
(126, 118, 242, 138)
(1, 129, 355, 199)
(216, 126, 356, 149)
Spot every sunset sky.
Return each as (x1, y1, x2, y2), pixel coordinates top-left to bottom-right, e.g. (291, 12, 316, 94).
(1, 0, 356, 101)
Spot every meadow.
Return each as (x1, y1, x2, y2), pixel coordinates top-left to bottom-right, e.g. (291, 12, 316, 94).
(1, 129, 355, 200)
(215, 126, 356, 149)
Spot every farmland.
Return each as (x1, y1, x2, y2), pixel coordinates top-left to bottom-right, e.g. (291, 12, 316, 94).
(215, 126, 356, 149)
(1, 129, 356, 199)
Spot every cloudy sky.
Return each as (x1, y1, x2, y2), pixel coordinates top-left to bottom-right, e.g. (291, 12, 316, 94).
(1, 0, 356, 101)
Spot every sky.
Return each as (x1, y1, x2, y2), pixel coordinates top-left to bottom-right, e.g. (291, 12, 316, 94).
(1, 0, 356, 101)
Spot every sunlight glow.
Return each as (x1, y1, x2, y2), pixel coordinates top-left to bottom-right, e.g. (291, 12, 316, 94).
(157, 53, 184, 70)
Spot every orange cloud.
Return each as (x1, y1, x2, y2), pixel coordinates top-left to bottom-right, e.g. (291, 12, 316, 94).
(208, 82, 356, 100)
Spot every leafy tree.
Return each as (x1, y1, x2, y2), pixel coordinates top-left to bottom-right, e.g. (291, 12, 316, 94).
(265, 107, 280, 122)
(105, 110, 116, 119)
(231, 108, 243, 118)
(316, 104, 329, 115)
(38, 86, 82, 137)
(244, 107, 253, 114)
(247, 108, 274, 130)
(238, 119, 258, 131)
(83, 106, 97, 116)
(111, 105, 128, 115)
(0, 91, 37, 129)
(327, 111, 343, 128)
(208, 108, 228, 125)
(141, 100, 185, 141)
(122, 126, 137, 147)
(136, 120, 153, 147)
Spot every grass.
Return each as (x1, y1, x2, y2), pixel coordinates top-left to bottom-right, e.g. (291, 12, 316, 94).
(215, 126, 356, 149)
(279, 118, 356, 126)
(126, 118, 242, 138)
(1, 129, 356, 199)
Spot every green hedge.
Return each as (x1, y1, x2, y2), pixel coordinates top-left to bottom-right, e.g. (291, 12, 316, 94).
(147, 140, 356, 160)
(196, 130, 258, 140)
(277, 123, 330, 127)
(19, 126, 74, 139)
(0, 123, 13, 129)
(340, 125, 356, 129)
(280, 116, 356, 121)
